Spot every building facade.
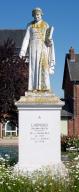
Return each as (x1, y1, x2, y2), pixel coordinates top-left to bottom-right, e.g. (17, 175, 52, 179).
(62, 47, 79, 137)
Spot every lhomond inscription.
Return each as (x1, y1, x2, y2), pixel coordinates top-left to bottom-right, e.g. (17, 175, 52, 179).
(30, 123, 50, 143)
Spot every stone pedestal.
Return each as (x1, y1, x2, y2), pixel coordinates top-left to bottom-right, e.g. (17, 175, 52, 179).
(16, 92, 64, 172)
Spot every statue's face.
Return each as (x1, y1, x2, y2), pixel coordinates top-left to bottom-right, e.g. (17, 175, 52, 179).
(33, 12, 42, 22)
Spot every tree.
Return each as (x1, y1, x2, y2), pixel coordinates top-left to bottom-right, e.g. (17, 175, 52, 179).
(0, 39, 28, 123)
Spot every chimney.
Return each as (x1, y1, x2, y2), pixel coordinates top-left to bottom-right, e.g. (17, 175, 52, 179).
(69, 47, 75, 62)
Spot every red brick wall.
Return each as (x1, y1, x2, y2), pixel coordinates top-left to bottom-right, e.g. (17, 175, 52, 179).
(68, 119, 74, 136)
(74, 116, 79, 135)
(68, 84, 79, 136)
(75, 85, 79, 115)
(68, 117, 79, 137)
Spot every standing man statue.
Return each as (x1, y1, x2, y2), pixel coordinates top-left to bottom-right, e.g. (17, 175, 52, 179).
(19, 8, 55, 91)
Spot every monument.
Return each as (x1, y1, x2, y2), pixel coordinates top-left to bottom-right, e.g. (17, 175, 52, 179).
(16, 8, 64, 172)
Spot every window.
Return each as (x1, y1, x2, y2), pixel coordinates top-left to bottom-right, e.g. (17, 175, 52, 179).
(5, 121, 18, 137)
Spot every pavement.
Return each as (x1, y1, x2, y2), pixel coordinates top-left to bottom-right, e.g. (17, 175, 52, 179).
(0, 137, 18, 146)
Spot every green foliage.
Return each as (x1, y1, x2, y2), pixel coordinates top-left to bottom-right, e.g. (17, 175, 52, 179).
(0, 166, 69, 192)
(61, 136, 79, 152)
(0, 39, 28, 122)
(0, 152, 79, 192)
(0, 156, 79, 192)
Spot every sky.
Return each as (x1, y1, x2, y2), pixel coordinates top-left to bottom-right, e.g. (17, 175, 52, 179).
(0, 0, 79, 98)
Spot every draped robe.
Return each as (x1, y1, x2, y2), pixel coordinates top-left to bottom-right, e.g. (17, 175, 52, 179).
(19, 20, 55, 91)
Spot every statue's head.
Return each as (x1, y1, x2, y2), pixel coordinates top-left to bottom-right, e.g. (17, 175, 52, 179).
(32, 8, 43, 16)
(32, 8, 43, 21)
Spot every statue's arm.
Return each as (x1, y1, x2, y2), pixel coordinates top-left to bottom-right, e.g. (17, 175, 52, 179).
(45, 26, 54, 47)
(49, 42, 55, 74)
(19, 25, 30, 58)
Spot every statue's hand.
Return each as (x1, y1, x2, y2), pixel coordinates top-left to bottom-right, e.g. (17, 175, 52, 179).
(49, 65, 55, 74)
(45, 39, 53, 47)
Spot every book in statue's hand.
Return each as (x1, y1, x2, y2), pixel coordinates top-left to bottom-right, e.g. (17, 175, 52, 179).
(45, 26, 54, 47)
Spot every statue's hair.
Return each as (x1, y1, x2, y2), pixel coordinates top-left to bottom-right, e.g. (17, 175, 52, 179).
(32, 8, 43, 17)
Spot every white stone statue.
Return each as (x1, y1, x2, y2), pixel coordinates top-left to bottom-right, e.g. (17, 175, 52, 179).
(19, 8, 55, 91)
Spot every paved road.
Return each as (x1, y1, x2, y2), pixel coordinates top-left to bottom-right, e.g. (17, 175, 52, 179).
(0, 137, 18, 146)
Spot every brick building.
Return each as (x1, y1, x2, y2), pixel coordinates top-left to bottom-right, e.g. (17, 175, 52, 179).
(62, 47, 79, 137)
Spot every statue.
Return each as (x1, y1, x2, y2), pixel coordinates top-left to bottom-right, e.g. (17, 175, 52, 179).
(16, 8, 63, 174)
(19, 8, 55, 91)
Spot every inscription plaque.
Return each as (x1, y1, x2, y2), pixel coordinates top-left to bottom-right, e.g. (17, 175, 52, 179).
(30, 123, 50, 143)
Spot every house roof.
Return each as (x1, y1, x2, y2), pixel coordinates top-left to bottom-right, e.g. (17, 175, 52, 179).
(61, 110, 72, 117)
(62, 52, 79, 89)
(61, 105, 73, 117)
(61, 99, 73, 117)
(68, 59, 79, 81)
(0, 29, 26, 48)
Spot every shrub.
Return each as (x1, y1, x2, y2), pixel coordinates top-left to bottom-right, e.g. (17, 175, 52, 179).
(61, 136, 79, 152)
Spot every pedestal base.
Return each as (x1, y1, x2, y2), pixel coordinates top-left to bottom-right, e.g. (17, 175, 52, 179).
(16, 91, 64, 172)
(14, 162, 68, 178)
